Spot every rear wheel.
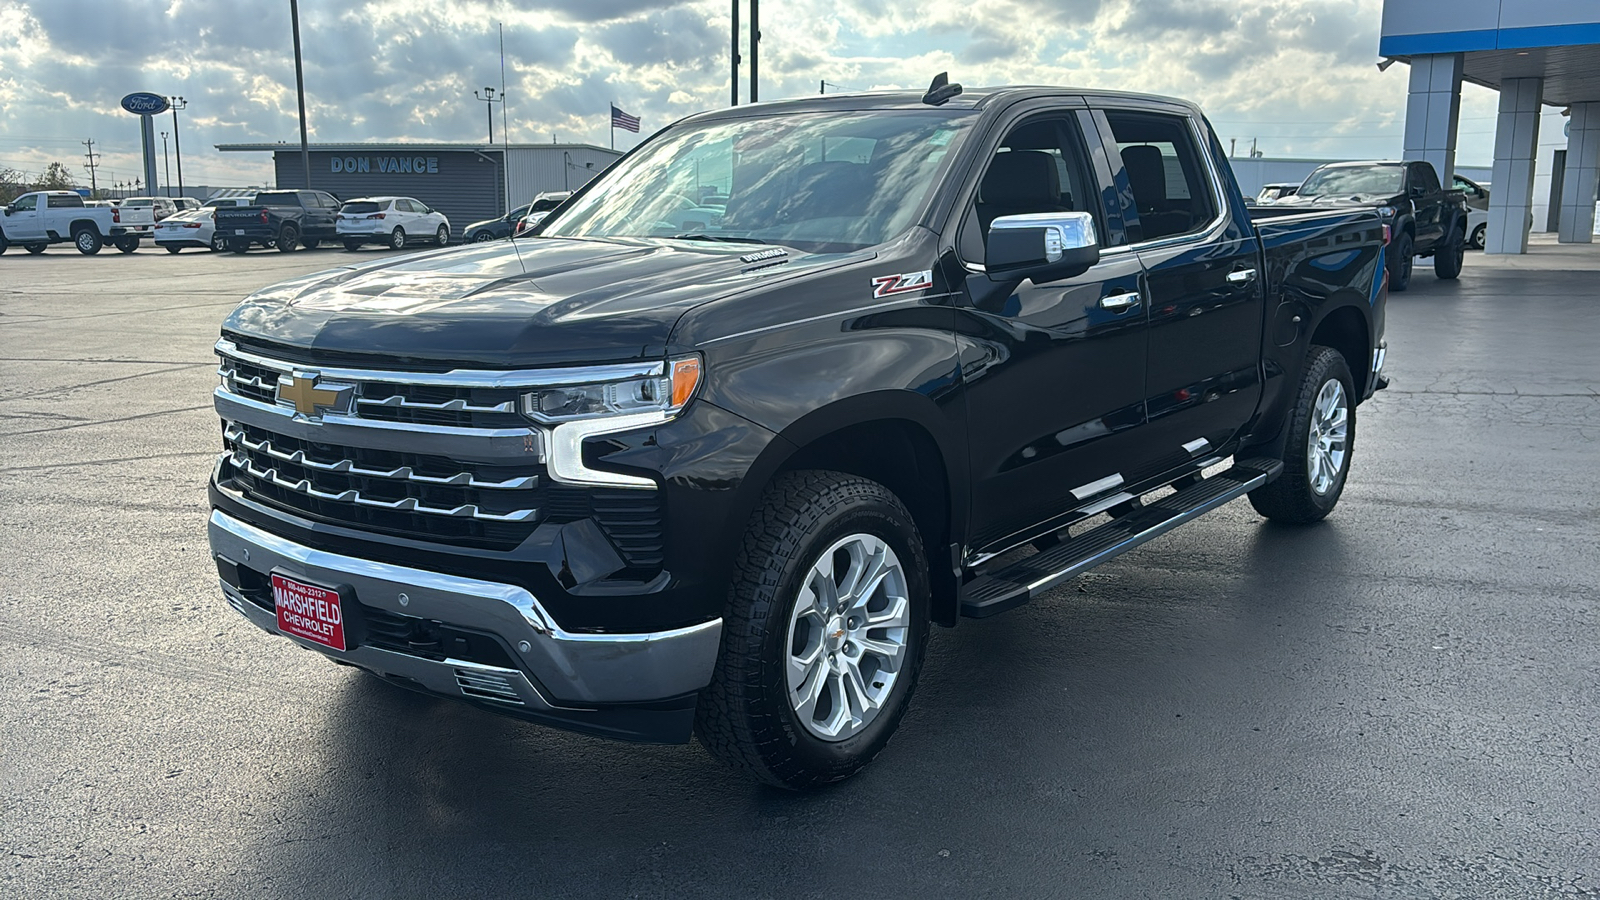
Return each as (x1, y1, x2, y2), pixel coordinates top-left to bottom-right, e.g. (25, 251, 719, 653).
(389, 227, 406, 250)
(303, 237, 321, 250)
(229, 239, 249, 254)
(1249, 345, 1355, 524)
(26, 243, 47, 255)
(1388, 232, 1413, 292)
(436, 224, 450, 245)
(74, 228, 102, 255)
(275, 225, 299, 252)
(471, 231, 495, 243)
(1434, 224, 1464, 279)
(696, 470, 930, 790)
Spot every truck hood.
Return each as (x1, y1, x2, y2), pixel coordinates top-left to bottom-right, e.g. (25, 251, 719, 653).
(221, 237, 851, 367)
(1297, 193, 1400, 207)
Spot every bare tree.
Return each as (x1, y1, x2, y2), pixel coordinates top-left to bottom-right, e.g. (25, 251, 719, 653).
(0, 167, 26, 204)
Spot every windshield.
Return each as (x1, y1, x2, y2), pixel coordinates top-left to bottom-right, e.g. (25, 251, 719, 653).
(1299, 166, 1404, 198)
(541, 110, 976, 252)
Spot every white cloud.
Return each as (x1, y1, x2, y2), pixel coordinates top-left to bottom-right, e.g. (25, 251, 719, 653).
(0, 0, 1504, 191)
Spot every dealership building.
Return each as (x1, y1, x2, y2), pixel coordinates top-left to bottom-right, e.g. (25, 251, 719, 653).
(214, 142, 621, 241)
(1382, 0, 1600, 252)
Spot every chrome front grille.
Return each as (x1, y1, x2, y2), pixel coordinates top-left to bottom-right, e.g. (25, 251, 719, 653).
(213, 340, 666, 566)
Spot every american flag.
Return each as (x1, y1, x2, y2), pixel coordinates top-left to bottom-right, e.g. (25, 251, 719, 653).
(610, 104, 641, 133)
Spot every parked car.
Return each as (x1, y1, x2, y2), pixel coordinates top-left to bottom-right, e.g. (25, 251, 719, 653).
(504, 191, 575, 239)
(207, 81, 1390, 788)
(1295, 160, 1467, 290)
(173, 197, 203, 213)
(206, 196, 258, 209)
(215, 190, 341, 253)
(465, 202, 533, 242)
(1453, 175, 1490, 248)
(0, 190, 156, 254)
(1255, 182, 1301, 205)
(154, 207, 230, 253)
(121, 196, 179, 221)
(336, 196, 451, 251)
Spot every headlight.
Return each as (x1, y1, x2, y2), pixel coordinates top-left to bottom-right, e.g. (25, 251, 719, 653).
(520, 356, 702, 424)
(1376, 205, 1397, 218)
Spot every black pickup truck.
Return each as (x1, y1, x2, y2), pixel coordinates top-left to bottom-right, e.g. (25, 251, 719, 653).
(215, 189, 341, 253)
(206, 82, 1389, 789)
(1294, 160, 1467, 291)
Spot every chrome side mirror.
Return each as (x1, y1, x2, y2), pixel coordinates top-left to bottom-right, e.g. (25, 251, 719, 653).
(986, 211, 1099, 281)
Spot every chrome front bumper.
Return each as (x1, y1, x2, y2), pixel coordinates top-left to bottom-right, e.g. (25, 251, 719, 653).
(207, 510, 721, 713)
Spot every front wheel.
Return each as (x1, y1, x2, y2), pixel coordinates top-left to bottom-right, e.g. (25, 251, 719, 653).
(165, 245, 182, 254)
(471, 231, 495, 243)
(210, 234, 227, 252)
(26, 243, 47, 255)
(1249, 345, 1356, 524)
(1470, 222, 1487, 250)
(302, 238, 321, 250)
(1388, 232, 1413, 292)
(343, 240, 363, 252)
(696, 470, 930, 790)
(229, 239, 249, 254)
(1434, 224, 1464, 279)
(115, 237, 139, 253)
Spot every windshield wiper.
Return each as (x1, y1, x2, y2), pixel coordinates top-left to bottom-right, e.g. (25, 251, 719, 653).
(668, 233, 767, 244)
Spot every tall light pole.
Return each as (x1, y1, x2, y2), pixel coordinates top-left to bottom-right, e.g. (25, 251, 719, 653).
(161, 131, 172, 196)
(289, 0, 312, 190)
(730, 0, 740, 106)
(168, 96, 187, 199)
(474, 87, 501, 143)
(750, 0, 759, 102)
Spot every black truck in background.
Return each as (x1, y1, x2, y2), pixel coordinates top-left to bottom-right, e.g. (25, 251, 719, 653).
(215, 190, 341, 253)
(206, 81, 1390, 789)
(1294, 160, 1468, 290)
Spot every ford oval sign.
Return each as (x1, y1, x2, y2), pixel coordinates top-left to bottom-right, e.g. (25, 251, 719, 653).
(120, 92, 170, 116)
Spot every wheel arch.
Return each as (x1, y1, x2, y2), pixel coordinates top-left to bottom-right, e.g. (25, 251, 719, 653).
(69, 218, 100, 235)
(1309, 304, 1370, 399)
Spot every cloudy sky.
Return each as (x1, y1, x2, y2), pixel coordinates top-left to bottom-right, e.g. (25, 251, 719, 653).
(1, 0, 1510, 191)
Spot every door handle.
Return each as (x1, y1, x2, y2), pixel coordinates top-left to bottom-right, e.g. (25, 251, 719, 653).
(1099, 291, 1142, 311)
(1226, 268, 1258, 286)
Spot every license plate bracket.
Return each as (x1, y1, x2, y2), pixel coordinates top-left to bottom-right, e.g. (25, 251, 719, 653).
(271, 571, 355, 652)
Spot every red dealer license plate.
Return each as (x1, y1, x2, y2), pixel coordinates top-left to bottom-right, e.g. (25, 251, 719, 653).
(271, 572, 348, 652)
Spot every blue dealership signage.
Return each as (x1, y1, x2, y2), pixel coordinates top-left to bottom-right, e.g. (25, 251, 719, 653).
(120, 92, 170, 116)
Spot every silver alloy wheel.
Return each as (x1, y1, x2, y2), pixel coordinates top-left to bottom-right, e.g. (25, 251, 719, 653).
(1307, 378, 1349, 495)
(785, 532, 911, 742)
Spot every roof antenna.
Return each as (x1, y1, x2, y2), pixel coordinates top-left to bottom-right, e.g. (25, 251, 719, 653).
(922, 72, 962, 106)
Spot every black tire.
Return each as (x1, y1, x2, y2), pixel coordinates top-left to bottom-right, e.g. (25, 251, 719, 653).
(436, 224, 450, 245)
(0, 232, 8, 254)
(1388, 232, 1413, 292)
(26, 243, 47, 255)
(210, 234, 228, 252)
(115, 237, 139, 253)
(73, 228, 102, 255)
(1434, 224, 1464, 279)
(389, 227, 406, 250)
(1470, 222, 1486, 250)
(695, 470, 931, 790)
(165, 245, 182, 254)
(1248, 345, 1356, 524)
(471, 231, 494, 243)
(275, 225, 299, 252)
(229, 239, 249, 254)
(343, 240, 363, 252)
(303, 238, 321, 250)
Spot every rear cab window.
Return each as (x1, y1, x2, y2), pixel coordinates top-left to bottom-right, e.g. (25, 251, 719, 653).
(1101, 110, 1218, 244)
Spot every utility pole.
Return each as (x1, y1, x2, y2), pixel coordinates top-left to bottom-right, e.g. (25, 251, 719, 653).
(1229, 137, 1236, 158)
(474, 87, 501, 143)
(82, 139, 100, 197)
(730, 0, 740, 106)
(750, 0, 759, 102)
(161, 131, 172, 196)
(169, 96, 187, 199)
(289, 0, 312, 190)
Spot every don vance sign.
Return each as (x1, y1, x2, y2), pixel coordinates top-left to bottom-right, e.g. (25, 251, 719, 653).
(331, 156, 441, 175)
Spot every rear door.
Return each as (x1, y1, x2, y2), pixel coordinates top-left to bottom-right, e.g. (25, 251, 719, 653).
(1409, 162, 1444, 248)
(951, 106, 1154, 550)
(1096, 106, 1265, 469)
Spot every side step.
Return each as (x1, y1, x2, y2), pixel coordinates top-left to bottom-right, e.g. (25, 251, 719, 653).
(958, 458, 1282, 618)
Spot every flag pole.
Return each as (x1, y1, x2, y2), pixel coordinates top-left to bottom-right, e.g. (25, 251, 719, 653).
(610, 104, 615, 150)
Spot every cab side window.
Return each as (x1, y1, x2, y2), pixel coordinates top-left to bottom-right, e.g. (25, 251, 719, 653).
(960, 117, 1101, 263)
(1103, 111, 1217, 243)
(14, 195, 37, 212)
(1411, 162, 1441, 195)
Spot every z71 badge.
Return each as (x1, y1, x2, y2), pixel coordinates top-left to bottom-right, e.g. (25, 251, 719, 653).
(871, 270, 934, 299)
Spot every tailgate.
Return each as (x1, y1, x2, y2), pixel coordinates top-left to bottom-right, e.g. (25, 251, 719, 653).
(116, 207, 157, 226)
(216, 207, 267, 228)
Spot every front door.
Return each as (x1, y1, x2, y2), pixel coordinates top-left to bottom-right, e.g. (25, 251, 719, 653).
(950, 113, 1151, 552)
(6, 194, 44, 241)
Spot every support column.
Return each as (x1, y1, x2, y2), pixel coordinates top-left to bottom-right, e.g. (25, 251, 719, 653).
(1486, 78, 1544, 255)
(1557, 102, 1599, 243)
(1403, 54, 1463, 187)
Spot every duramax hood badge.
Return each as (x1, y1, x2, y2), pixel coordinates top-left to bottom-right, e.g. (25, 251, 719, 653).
(739, 248, 788, 264)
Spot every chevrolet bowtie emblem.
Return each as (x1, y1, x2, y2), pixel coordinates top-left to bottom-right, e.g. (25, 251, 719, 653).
(277, 373, 351, 417)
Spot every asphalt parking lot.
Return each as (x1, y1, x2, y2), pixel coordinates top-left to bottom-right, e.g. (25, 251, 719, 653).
(3, 239, 1598, 898)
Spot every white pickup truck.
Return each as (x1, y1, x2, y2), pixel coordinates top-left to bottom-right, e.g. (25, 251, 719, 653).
(0, 191, 157, 255)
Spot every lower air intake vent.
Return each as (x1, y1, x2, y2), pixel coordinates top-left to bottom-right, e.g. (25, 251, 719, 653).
(454, 668, 524, 705)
